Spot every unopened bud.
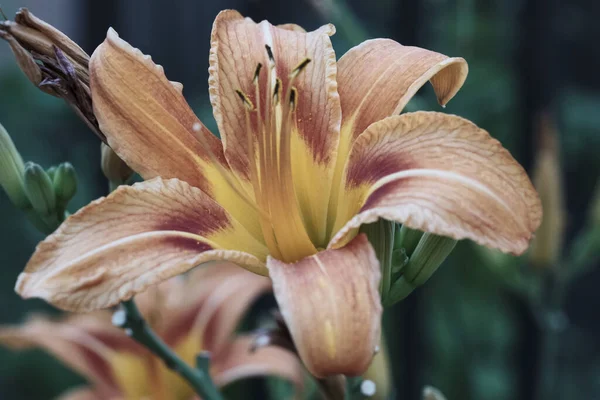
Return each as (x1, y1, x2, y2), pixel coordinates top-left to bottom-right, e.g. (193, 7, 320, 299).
(52, 162, 77, 204)
(388, 233, 457, 304)
(23, 162, 55, 216)
(361, 219, 395, 301)
(0, 9, 104, 140)
(403, 233, 457, 285)
(396, 225, 423, 256)
(422, 386, 447, 400)
(0, 123, 29, 208)
(101, 143, 133, 185)
(529, 112, 565, 267)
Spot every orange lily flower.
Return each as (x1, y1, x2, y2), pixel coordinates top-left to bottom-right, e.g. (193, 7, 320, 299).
(2, 263, 302, 399)
(15, 10, 542, 377)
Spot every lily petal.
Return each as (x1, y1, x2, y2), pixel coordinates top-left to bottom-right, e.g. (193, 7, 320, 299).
(160, 263, 271, 356)
(15, 178, 268, 311)
(329, 39, 467, 235)
(209, 10, 341, 246)
(331, 112, 542, 255)
(0, 316, 118, 397)
(189, 264, 272, 356)
(268, 234, 382, 377)
(90, 28, 262, 239)
(212, 336, 304, 391)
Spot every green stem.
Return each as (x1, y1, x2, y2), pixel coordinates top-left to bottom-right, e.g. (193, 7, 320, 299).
(120, 300, 223, 400)
(532, 268, 567, 400)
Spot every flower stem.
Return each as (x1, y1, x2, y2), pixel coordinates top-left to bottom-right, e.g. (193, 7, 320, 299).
(119, 300, 223, 400)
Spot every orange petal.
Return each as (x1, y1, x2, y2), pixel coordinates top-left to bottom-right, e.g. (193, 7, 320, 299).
(268, 234, 382, 378)
(90, 28, 262, 239)
(331, 112, 542, 255)
(209, 10, 341, 245)
(328, 39, 467, 235)
(212, 336, 304, 391)
(15, 178, 268, 311)
(189, 265, 271, 356)
(160, 263, 271, 356)
(0, 315, 119, 397)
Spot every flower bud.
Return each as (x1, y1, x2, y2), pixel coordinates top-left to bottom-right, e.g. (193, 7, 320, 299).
(101, 143, 134, 186)
(0, 9, 104, 140)
(0, 123, 29, 209)
(23, 162, 56, 216)
(396, 224, 423, 256)
(529, 112, 565, 267)
(52, 162, 77, 204)
(361, 219, 395, 302)
(388, 232, 457, 304)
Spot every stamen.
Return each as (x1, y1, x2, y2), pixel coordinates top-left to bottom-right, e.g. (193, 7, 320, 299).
(273, 78, 282, 104)
(265, 45, 275, 64)
(289, 87, 298, 111)
(290, 58, 312, 78)
(253, 63, 263, 84)
(235, 89, 254, 110)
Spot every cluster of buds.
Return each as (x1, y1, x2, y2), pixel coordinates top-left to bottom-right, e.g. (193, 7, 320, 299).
(0, 8, 103, 140)
(0, 123, 76, 233)
(361, 219, 457, 306)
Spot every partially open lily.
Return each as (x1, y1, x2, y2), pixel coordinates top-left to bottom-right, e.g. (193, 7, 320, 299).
(15, 10, 542, 377)
(2, 263, 302, 399)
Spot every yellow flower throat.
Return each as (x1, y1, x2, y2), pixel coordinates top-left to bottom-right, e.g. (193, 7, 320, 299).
(201, 46, 319, 263)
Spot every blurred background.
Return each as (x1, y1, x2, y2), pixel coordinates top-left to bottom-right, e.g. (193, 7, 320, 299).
(0, 0, 599, 399)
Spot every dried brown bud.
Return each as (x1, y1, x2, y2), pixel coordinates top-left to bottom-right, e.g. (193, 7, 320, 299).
(0, 8, 103, 141)
(101, 143, 134, 185)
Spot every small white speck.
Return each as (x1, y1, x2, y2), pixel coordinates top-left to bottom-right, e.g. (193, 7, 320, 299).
(374, 345, 380, 354)
(361, 380, 377, 397)
(254, 335, 270, 348)
(192, 122, 202, 132)
(124, 328, 134, 337)
(111, 309, 127, 327)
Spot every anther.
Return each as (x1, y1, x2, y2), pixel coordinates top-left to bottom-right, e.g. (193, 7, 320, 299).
(290, 58, 312, 78)
(265, 45, 275, 64)
(273, 78, 282, 104)
(253, 63, 263, 84)
(289, 87, 298, 110)
(235, 89, 254, 110)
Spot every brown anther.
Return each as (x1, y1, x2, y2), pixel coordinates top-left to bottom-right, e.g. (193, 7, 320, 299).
(273, 78, 282, 104)
(253, 63, 262, 84)
(290, 87, 298, 110)
(265, 44, 275, 63)
(235, 89, 254, 110)
(290, 57, 312, 77)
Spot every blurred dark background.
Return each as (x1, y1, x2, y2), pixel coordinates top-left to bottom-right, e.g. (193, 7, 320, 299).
(0, 0, 599, 399)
